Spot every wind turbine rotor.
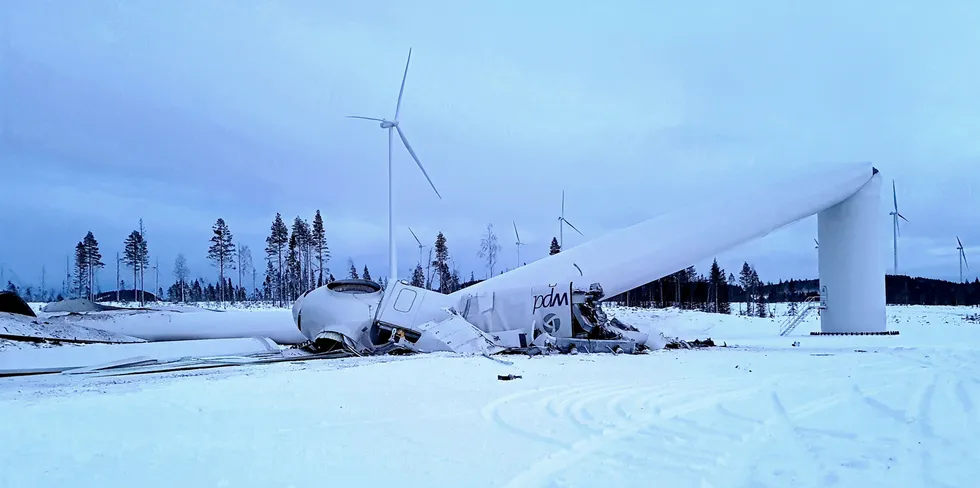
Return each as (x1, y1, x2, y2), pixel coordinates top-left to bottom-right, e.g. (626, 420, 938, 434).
(346, 115, 385, 122)
(892, 179, 898, 212)
(561, 217, 584, 236)
(409, 227, 423, 247)
(959, 237, 969, 269)
(395, 125, 442, 199)
(394, 48, 412, 120)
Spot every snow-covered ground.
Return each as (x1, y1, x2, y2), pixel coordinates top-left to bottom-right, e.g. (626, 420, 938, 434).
(1, 304, 979, 487)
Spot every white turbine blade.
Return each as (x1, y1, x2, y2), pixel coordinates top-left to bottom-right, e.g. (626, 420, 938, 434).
(394, 48, 412, 120)
(562, 217, 584, 236)
(395, 125, 442, 199)
(892, 179, 898, 212)
(409, 227, 422, 247)
(957, 236, 963, 248)
(814, 238, 819, 246)
(897, 212, 908, 223)
(513, 221, 521, 243)
(962, 249, 969, 269)
(347, 115, 385, 122)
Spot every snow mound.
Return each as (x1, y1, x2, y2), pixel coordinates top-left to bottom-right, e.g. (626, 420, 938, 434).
(41, 299, 125, 313)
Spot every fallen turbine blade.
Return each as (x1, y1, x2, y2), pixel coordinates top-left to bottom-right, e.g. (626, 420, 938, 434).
(395, 125, 442, 199)
(346, 115, 385, 122)
(562, 217, 584, 236)
(394, 48, 412, 120)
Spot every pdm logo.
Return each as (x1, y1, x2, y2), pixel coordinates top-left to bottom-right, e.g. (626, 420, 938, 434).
(532, 286, 569, 314)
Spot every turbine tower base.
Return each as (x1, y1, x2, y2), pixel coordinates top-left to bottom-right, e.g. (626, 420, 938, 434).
(817, 169, 886, 334)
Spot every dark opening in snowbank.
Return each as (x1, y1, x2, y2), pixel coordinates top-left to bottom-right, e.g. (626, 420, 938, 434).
(0, 292, 35, 317)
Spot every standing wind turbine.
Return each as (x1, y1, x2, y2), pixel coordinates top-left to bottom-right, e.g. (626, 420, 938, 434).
(557, 190, 584, 249)
(408, 227, 426, 267)
(814, 238, 819, 249)
(888, 179, 908, 274)
(957, 236, 969, 283)
(513, 221, 527, 268)
(348, 48, 441, 282)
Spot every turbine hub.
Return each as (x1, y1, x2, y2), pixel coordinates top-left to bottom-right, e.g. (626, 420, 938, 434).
(380, 120, 397, 129)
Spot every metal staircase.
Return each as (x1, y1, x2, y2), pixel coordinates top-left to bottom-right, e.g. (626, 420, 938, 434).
(779, 296, 823, 337)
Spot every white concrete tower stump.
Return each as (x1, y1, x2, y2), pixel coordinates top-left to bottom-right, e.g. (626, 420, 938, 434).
(817, 168, 887, 333)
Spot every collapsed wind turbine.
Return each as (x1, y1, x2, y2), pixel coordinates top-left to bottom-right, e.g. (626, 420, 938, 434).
(888, 180, 908, 274)
(957, 236, 969, 283)
(348, 48, 441, 282)
(558, 190, 583, 249)
(513, 221, 527, 268)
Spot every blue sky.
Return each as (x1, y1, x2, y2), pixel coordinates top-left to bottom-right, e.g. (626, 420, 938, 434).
(1, 0, 979, 293)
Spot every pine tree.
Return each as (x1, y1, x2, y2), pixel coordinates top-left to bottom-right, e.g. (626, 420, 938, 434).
(739, 262, 754, 316)
(137, 219, 148, 304)
(285, 233, 300, 300)
(549, 237, 561, 255)
(708, 259, 723, 313)
(348, 259, 359, 279)
(311, 210, 329, 286)
(82, 232, 104, 301)
(410, 264, 425, 287)
(263, 260, 276, 300)
(123, 230, 148, 304)
(207, 218, 237, 302)
(433, 232, 450, 293)
(449, 266, 461, 293)
(362, 265, 372, 282)
(291, 216, 312, 294)
(265, 213, 289, 306)
(73, 241, 88, 299)
(787, 280, 799, 315)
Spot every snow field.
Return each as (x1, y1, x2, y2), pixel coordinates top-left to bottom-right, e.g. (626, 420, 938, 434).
(0, 304, 978, 487)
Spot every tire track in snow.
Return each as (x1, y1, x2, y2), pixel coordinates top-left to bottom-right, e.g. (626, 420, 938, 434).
(954, 379, 974, 413)
(855, 373, 960, 488)
(709, 386, 874, 487)
(498, 382, 765, 488)
(481, 385, 571, 448)
(705, 362, 925, 487)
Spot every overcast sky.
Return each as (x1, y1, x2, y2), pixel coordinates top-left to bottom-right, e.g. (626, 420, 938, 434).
(2, 0, 979, 293)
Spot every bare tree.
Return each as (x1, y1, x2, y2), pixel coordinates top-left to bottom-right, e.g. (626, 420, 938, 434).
(477, 223, 501, 278)
(173, 253, 190, 302)
(238, 244, 253, 301)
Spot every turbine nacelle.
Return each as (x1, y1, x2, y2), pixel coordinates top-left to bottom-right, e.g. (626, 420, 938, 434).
(380, 120, 397, 129)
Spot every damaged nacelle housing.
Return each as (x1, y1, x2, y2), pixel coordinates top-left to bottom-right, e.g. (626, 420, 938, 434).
(293, 278, 653, 356)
